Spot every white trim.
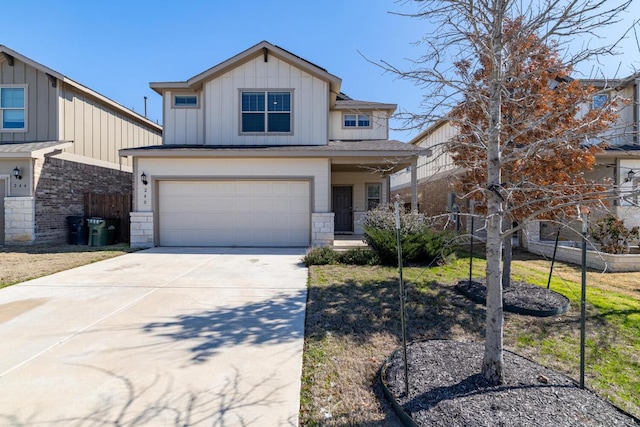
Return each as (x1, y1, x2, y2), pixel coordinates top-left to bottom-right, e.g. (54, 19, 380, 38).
(0, 84, 28, 132)
(171, 94, 199, 109)
(365, 182, 382, 210)
(238, 89, 294, 135)
(342, 112, 372, 129)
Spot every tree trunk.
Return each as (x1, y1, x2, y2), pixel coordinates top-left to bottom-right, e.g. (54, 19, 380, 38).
(502, 229, 512, 289)
(482, 0, 506, 386)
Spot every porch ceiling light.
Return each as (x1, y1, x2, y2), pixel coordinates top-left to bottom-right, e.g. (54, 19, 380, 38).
(625, 169, 636, 183)
(12, 166, 22, 180)
(141, 172, 148, 186)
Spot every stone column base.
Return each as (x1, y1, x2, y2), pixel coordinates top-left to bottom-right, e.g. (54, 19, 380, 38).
(4, 197, 36, 244)
(130, 212, 154, 248)
(312, 212, 334, 247)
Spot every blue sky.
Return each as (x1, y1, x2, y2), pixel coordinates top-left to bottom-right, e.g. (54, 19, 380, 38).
(1, 0, 637, 141)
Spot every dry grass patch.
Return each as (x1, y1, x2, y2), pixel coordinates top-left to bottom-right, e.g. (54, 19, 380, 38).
(301, 265, 485, 426)
(0, 244, 138, 288)
(301, 253, 640, 425)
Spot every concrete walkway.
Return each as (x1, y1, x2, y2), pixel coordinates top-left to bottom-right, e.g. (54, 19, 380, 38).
(0, 247, 308, 426)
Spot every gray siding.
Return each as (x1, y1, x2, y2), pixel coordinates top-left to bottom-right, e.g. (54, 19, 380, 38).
(0, 57, 57, 142)
(58, 84, 162, 167)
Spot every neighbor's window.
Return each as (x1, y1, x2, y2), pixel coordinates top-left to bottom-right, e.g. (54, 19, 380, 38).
(592, 94, 608, 110)
(173, 95, 198, 108)
(366, 183, 382, 210)
(0, 86, 26, 131)
(241, 91, 291, 133)
(343, 113, 371, 128)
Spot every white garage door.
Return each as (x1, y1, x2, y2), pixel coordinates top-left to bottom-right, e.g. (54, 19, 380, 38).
(158, 180, 310, 247)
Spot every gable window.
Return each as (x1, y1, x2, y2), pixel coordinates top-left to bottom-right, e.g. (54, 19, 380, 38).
(173, 95, 198, 108)
(0, 86, 27, 131)
(366, 183, 382, 210)
(241, 90, 291, 133)
(592, 94, 608, 110)
(344, 113, 371, 128)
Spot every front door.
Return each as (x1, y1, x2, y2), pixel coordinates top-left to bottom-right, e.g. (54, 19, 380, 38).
(333, 186, 353, 233)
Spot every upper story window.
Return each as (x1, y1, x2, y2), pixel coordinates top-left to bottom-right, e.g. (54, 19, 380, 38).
(0, 86, 27, 131)
(241, 90, 291, 133)
(592, 94, 608, 110)
(343, 113, 371, 128)
(173, 95, 198, 108)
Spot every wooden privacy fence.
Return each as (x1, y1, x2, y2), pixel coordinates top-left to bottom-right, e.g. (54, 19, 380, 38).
(84, 193, 132, 244)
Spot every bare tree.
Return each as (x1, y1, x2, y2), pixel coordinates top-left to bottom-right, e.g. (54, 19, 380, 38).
(382, 0, 634, 385)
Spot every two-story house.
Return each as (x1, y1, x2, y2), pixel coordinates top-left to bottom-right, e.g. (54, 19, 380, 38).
(392, 72, 640, 244)
(120, 41, 419, 248)
(0, 46, 162, 245)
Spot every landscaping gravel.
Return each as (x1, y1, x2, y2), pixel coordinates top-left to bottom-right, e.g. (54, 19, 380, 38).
(383, 340, 640, 427)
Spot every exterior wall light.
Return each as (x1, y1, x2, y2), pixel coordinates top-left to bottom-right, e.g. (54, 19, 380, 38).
(13, 166, 22, 180)
(141, 172, 148, 185)
(625, 169, 636, 183)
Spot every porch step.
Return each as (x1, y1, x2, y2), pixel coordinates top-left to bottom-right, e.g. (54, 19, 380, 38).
(332, 235, 369, 251)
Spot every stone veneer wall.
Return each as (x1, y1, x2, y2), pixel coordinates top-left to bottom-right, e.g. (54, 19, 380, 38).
(4, 197, 36, 243)
(312, 212, 334, 247)
(130, 212, 154, 248)
(31, 157, 132, 243)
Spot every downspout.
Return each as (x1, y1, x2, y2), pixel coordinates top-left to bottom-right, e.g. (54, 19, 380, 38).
(635, 78, 639, 146)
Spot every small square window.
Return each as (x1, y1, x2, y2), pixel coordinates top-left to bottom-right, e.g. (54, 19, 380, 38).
(592, 94, 608, 109)
(174, 95, 198, 108)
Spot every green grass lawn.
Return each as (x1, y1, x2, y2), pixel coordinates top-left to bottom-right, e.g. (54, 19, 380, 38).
(301, 253, 640, 425)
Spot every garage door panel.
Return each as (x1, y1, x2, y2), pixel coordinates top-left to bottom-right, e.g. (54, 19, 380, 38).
(159, 180, 310, 247)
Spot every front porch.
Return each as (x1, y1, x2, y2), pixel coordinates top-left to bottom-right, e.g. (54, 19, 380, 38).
(319, 154, 417, 246)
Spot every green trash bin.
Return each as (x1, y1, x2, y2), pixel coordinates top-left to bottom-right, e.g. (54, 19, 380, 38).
(87, 218, 119, 246)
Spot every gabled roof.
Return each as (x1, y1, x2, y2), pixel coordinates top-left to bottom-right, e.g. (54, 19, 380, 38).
(149, 41, 343, 104)
(0, 45, 162, 132)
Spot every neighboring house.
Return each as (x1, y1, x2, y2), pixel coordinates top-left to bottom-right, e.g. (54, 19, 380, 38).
(391, 119, 459, 221)
(391, 72, 640, 243)
(0, 45, 162, 245)
(120, 41, 419, 248)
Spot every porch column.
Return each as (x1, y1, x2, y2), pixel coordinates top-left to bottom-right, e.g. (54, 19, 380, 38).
(411, 158, 418, 210)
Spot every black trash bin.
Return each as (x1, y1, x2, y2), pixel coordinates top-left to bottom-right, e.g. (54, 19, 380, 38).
(66, 215, 87, 245)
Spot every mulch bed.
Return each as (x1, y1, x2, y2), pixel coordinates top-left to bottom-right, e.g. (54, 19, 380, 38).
(382, 340, 640, 427)
(455, 279, 570, 316)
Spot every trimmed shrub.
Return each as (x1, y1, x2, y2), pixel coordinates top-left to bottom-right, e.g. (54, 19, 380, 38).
(363, 204, 455, 266)
(338, 248, 380, 265)
(589, 214, 640, 254)
(303, 247, 340, 266)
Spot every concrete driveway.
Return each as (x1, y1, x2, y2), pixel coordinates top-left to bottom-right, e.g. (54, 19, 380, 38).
(0, 247, 308, 426)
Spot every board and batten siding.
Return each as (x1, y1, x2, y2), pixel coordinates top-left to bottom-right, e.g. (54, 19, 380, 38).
(0, 57, 57, 142)
(58, 85, 161, 167)
(329, 110, 389, 141)
(163, 91, 204, 145)
(198, 55, 328, 146)
(391, 120, 458, 190)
